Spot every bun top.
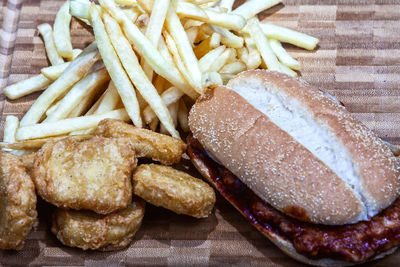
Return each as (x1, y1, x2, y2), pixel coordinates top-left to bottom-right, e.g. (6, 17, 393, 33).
(189, 70, 400, 225)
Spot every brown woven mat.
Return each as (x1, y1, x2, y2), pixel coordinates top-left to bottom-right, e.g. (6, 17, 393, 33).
(1, 0, 400, 266)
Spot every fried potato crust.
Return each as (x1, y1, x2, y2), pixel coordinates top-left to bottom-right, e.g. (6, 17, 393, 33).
(0, 152, 37, 250)
(33, 136, 136, 214)
(94, 119, 186, 165)
(132, 164, 215, 218)
(52, 197, 145, 251)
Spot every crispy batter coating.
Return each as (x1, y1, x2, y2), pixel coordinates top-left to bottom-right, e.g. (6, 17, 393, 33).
(20, 152, 36, 175)
(51, 197, 145, 251)
(132, 164, 215, 218)
(32, 136, 136, 214)
(0, 152, 37, 250)
(94, 119, 186, 165)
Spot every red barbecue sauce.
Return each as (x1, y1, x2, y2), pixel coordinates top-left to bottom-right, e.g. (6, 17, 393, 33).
(187, 134, 400, 262)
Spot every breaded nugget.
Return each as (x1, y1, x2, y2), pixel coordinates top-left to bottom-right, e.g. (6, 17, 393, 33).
(94, 119, 186, 165)
(20, 152, 36, 175)
(0, 152, 37, 250)
(52, 197, 145, 251)
(132, 164, 215, 218)
(33, 137, 136, 214)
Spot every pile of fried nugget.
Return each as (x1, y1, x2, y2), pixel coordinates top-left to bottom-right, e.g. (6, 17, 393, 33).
(0, 119, 215, 251)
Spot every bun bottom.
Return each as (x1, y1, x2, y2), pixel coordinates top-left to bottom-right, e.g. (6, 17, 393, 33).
(187, 136, 399, 266)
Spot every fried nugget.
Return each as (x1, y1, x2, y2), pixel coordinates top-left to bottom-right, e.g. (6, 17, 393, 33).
(132, 164, 215, 218)
(33, 137, 136, 214)
(94, 119, 186, 165)
(52, 197, 145, 251)
(0, 152, 37, 250)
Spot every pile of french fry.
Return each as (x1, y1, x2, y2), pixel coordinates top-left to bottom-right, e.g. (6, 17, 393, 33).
(3, 0, 319, 149)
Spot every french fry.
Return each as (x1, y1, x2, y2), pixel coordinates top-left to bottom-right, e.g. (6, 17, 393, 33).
(260, 22, 319, 51)
(178, 99, 189, 132)
(123, 6, 142, 22)
(103, 12, 179, 138)
(210, 25, 243, 48)
(185, 26, 199, 46)
(220, 73, 235, 84)
(3, 115, 19, 144)
(246, 18, 281, 72)
(202, 71, 222, 87)
(70, 81, 120, 135)
(115, 0, 137, 5)
(269, 39, 300, 70)
(219, 0, 235, 12)
(20, 42, 100, 126)
(66, 84, 101, 118)
(70, 0, 91, 20)
(136, 13, 150, 29)
(46, 100, 61, 117)
(3, 116, 26, 155)
(196, 7, 246, 31)
(0, 134, 93, 150)
(165, 5, 203, 93)
(149, 118, 159, 131)
(90, 4, 143, 127)
(100, 0, 199, 99)
(278, 62, 298, 77)
(153, 75, 167, 94)
(220, 61, 246, 75)
(44, 68, 110, 122)
(198, 45, 225, 72)
(163, 31, 197, 91)
(16, 109, 129, 140)
(206, 48, 233, 72)
(169, 101, 179, 127)
(176, 1, 209, 21)
(194, 32, 220, 58)
(184, 19, 204, 30)
(143, 86, 183, 124)
(140, 0, 170, 81)
(72, 49, 82, 60)
(37, 23, 64, 65)
(40, 62, 70, 80)
(54, 1, 73, 59)
(232, 0, 282, 20)
(243, 37, 262, 69)
(4, 74, 52, 100)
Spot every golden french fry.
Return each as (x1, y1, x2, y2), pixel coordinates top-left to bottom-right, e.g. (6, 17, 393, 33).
(198, 45, 225, 73)
(260, 22, 319, 51)
(40, 62, 70, 80)
(4, 74, 52, 100)
(143, 87, 183, 124)
(20, 42, 100, 126)
(100, 0, 199, 99)
(16, 109, 129, 140)
(269, 39, 300, 70)
(220, 61, 246, 75)
(165, 5, 203, 93)
(103, 12, 179, 138)
(140, 0, 170, 81)
(219, 0, 235, 12)
(176, 1, 209, 21)
(278, 62, 298, 77)
(123, 6, 141, 22)
(163, 31, 197, 92)
(67, 83, 102, 118)
(246, 18, 281, 72)
(90, 4, 143, 127)
(202, 71, 222, 88)
(220, 73, 235, 84)
(201, 8, 246, 31)
(194, 32, 221, 58)
(38, 23, 64, 65)
(178, 99, 189, 132)
(168, 101, 179, 127)
(44, 68, 110, 122)
(183, 19, 204, 30)
(54, 1, 73, 59)
(232, 0, 282, 20)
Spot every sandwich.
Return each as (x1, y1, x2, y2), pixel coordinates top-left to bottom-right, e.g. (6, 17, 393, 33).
(187, 70, 400, 266)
